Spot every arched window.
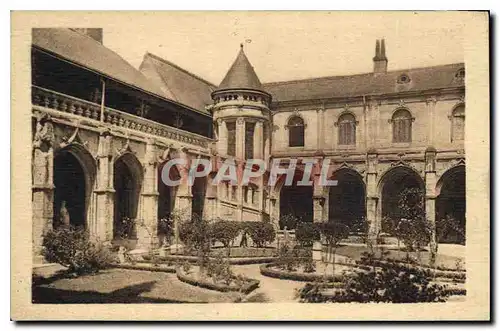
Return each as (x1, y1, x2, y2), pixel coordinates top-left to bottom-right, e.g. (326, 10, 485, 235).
(338, 113, 357, 145)
(226, 121, 236, 156)
(287, 116, 305, 147)
(451, 105, 465, 142)
(392, 109, 413, 143)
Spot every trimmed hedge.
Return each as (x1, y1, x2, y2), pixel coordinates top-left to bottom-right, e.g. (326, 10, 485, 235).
(111, 263, 176, 273)
(143, 254, 277, 265)
(260, 263, 347, 282)
(176, 268, 260, 294)
(210, 247, 277, 258)
(360, 259, 466, 281)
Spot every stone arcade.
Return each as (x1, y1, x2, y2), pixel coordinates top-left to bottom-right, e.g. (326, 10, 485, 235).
(31, 29, 466, 263)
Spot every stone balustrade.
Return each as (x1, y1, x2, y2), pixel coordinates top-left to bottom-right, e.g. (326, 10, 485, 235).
(32, 85, 211, 148)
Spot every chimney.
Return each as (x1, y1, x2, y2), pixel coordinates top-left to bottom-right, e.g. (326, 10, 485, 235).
(373, 38, 388, 74)
(70, 28, 103, 44)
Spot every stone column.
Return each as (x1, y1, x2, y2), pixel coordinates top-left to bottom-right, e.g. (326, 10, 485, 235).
(253, 120, 263, 160)
(366, 150, 379, 244)
(264, 123, 270, 164)
(216, 119, 227, 156)
(425, 147, 438, 264)
(94, 130, 114, 242)
(312, 164, 326, 261)
(137, 139, 159, 251)
(204, 172, 218, 220)
(236, 117, 245, 160)
(32, 117, 55, 264)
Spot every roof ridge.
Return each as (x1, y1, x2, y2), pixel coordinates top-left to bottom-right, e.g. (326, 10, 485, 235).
(145, 52, 217, 88)
(263, 62, 465, 86)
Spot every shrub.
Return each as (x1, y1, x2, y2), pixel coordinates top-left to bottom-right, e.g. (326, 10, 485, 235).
(179, 215, 212, 271)
(206, 253, 234, 285)
(278, 213, 301, 230)
(277, 244, 299, 271)
(42, 227, 114, 275)
(244, 221, 276, 248)
(295, 222, 320, 247)
(210, 219, 241, 253)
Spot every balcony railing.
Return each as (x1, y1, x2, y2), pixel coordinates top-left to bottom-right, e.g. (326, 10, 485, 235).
(32, 85, 211, 148)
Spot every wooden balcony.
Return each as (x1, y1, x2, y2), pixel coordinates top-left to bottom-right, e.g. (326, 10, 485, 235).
(32, 85, 212, 149)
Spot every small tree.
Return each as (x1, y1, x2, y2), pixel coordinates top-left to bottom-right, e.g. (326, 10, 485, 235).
(386, 188, 433, 263)
(295, 222, 320, 247)
(179, 215, 212, 274)
(244, 221, 276, 248)
(318, 221, 350, 276)
(210, 219, 241, 256)
(279, 213, 301, 230)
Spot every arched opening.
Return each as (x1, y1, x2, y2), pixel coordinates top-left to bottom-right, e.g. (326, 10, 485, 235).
(379, 166, 424, 233)
(436, 166, 466, 244)
(113, 153, 143, 239)
(53, 150, 88, 228)
(157, 161, 180, 245)
(328, 169, 366, 232)
(278, 170, 313, 229)
(191, 177, 206, 219)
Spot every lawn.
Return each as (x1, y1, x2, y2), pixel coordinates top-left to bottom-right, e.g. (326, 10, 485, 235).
(32, 268, 241, 303)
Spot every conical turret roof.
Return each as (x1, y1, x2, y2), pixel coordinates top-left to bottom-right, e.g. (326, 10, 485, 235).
(217, 44, 263, 91)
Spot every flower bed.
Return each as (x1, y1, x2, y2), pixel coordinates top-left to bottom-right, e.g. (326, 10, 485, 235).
(176, 267, 260, 294)
(260, 263, 354, 283)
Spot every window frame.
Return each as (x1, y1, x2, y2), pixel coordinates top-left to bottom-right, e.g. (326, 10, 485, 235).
(390, 108, 414, 143)
(336, 112, 358, 146)
(286, 115, 306, 147)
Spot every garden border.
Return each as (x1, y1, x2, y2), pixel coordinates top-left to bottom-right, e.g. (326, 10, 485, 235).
(176, 268, 260, 294)
(260, 263, 353, 282)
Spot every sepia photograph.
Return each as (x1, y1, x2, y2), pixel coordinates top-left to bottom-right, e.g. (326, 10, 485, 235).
(11, 11, 490, 321)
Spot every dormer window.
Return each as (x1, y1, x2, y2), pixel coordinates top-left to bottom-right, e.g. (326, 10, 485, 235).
(455, 68, 465, 80)
(397, 74, 411, 84)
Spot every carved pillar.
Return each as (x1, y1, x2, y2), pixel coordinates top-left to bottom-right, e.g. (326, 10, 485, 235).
(425, 147, 438, 262)
(32, 114, 55, 264)
(216, 119, 227, 156)
(253, 120, 264, 160)
(94, 130, 114, 242)
(236, 117, 245, 160)
(137, 139, 159, 251)
(366, 150, 379, 244)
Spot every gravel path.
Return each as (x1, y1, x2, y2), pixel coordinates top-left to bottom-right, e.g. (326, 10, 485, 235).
(232, 264, 304, 302)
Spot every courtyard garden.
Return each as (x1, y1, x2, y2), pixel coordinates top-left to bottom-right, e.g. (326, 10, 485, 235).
(33, 188, 466, 304)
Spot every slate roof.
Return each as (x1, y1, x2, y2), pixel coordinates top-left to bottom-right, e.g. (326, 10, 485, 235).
(262, 63, 465, 103)
(217, 45, 263, 91)
(32, 28, 167, 99)
(139, 53, 216, 113)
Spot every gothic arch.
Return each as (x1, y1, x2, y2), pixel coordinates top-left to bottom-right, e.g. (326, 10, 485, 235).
(377, 165, 425, 232)
(53, 143, 97, 229)
(435, 164, 466, 244)
(326, 167, 366, 229)
(113, 152, 144, 239)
